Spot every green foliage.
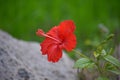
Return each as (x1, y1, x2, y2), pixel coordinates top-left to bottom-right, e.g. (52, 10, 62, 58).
(74, 34, 120, 79)
(74, 58, 95, 68)
(97, 76, 109, 80)
(105, 63, 120, 75)
(104, 55, 120, 68)
(107, 69, 120, 75)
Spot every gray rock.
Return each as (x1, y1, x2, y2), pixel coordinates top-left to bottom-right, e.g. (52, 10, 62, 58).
(0, 30, 77, 80)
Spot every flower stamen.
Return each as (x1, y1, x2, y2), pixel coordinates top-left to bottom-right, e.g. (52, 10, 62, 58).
(36, 29, 61, 43)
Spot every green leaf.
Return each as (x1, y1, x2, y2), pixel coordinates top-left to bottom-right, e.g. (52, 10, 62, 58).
(105, 63, 120, 75)
(101, 49, 107, 56)
(93, 51, 100, 58)
(97, 76, 109, 80)
(108, 48, 114, 55)
(104, 55, 120, 67)
(106, 34, 114, 41)
(74, 58, 95, 69)
(108, 69, 120, 75)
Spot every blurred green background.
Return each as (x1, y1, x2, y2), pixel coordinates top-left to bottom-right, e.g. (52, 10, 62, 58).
(0, 0, 120, 49)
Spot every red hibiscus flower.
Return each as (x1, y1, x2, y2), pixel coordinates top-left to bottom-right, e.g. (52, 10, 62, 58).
(36, 20, 76, 63)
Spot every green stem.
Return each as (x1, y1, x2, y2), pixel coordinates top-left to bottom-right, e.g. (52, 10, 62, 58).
(96, 62, 102, 75)
(72, 49, 88, 58)
(95, 58, 104, 77)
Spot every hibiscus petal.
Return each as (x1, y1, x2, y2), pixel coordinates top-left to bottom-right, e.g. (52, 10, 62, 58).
(40, 38, 54, 55)
(47, 44, 62, 63)
(47, 27, 59, 39)
(62, 34, 76, 51)
(58, 20, 76, 35)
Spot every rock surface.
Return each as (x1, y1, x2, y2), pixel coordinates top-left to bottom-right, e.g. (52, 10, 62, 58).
(0, 30, 77, 80)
